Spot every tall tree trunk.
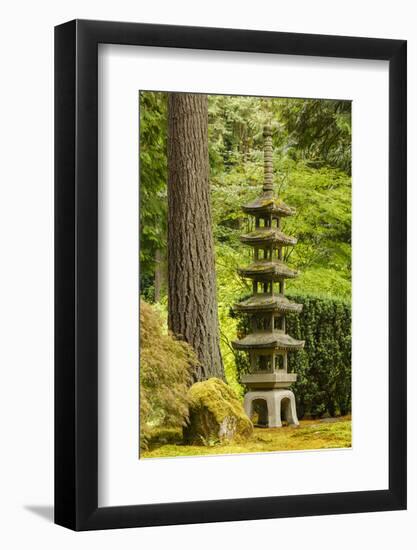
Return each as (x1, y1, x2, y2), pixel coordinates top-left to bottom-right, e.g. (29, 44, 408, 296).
(167, 93, 224, 381)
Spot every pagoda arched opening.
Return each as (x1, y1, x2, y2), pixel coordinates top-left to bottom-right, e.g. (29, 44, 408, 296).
(249, 398, 269, 427)
(281, 396, 296, 426)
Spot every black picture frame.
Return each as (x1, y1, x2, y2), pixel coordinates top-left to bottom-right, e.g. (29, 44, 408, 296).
(55, 19, 407, 531)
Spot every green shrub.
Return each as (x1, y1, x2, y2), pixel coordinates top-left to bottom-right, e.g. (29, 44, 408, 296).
(233, 294, 351, 419)
(140, 299, 199, 450)
(286, 294, 351, 418)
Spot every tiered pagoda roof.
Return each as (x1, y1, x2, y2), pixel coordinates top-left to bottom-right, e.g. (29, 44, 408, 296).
(242, 197, 295, 217)
(232, 123, 304, 363)
(238, 259, 298, 280)
(240, 228, 297, 247)
(233, 330, 304, 351)
(234, 293, 302, 314)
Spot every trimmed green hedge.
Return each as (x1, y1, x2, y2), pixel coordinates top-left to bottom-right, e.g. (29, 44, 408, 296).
(233, 295, 351, 419)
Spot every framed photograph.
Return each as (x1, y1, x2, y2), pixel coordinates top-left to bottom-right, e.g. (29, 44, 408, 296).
(55, 20, 406, 530)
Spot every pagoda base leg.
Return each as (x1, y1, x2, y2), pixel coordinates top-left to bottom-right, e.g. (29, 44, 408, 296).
(244, 389, 299, 428)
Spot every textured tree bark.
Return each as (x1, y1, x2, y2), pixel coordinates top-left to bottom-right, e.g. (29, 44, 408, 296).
(167, 93, 224, 381)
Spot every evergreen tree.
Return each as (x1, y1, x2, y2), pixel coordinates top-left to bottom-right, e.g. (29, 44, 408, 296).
(167, 93, 225, 381)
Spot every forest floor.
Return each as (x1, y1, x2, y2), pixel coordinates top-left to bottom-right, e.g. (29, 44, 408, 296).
(141, 416, 351, 459)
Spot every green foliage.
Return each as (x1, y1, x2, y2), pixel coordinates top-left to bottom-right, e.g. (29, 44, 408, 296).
(139, 92, 168, 296)
(277, 98, 352, 174)
(282, 163, 351, 300)
(215, 243, 249, 396)
(208, 95, 266, 172)
(139, 299, 199, 450)
(286, 294, 352, 418)
(287, 267, 351, 300)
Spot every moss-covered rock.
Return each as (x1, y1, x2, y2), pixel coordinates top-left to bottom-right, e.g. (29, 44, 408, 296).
(183, 378, 253, 445)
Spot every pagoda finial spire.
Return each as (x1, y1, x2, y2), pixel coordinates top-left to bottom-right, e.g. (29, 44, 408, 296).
(263, 124, 274, 197)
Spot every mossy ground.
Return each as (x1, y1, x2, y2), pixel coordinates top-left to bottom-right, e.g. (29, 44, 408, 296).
(141, 416, 351, 458)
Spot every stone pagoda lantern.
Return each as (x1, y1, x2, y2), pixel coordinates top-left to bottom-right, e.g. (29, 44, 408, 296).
(232, 125, 304, 428)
